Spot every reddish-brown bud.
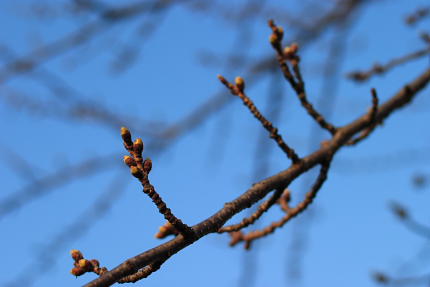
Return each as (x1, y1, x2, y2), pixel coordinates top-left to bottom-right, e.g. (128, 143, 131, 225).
(78, 259, 92, 271)
(70, 249, 83, 262)
(90, 259, 100, 268)
(99, 267, 108, 275)
(276, 27, 284, 40)
(269, 33, 278, 45)
(133, 138, 144, 154)
(123, 155, 136, 167)
(120, 127, 132, 146)
(70, 267, 86, 277)
(143, 158, 152, 173)
(284, 43, 299, 57)
(130, 166, 143, 178)
(155, 222, 176, 239)
(235, 76, 245, 91)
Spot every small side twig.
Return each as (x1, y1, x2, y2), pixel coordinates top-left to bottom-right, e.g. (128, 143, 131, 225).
(390, 201, 430, 239)
(69, 249, 168, 284)
(277, 188, 291, 213)
(230, 160, 331, 248)
(406, 7, 430, 25)
(217, 75, 300, 163)
(347, 88, 379, 145)
(121, 127, 196, 240)
(118, 257, 168, 284)
(347, 46, 430, 82)
(268, 19, 337, 135)
(218, 188, 284, 233)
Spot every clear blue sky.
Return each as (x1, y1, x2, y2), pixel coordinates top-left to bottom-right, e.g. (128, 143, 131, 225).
(0, 1, 429, 287)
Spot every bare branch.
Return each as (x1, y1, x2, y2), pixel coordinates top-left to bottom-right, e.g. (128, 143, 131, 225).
(347, 46, 430, 82)
(84, 67, 430, 287)
(268, 20, 338, 135)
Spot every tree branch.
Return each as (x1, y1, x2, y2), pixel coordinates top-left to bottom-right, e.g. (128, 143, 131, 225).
(84, 68, 430, 287)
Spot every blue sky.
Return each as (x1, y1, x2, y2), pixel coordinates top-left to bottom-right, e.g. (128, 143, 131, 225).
(1, 1, 430, 287)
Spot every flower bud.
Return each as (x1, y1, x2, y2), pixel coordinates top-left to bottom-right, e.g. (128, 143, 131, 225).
(130, 166, 143, 178)
(235, 77, 245, 91)
(276, 27, 284, 39)
(123, 155, 136, 167)
(120, 127, 132, 146)
(70, 267, 85, 276)
(70, 249, 83, 261)
(269, 34, 278, 45)
(90, 259, 100, 268)
(78, 259, 92, 271)
(143, 158, 152, 173)
(284, 43, 299, 57)
(133, 138, 144, 154)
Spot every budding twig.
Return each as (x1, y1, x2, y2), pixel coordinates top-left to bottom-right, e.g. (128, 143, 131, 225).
(217, 75, 300, 163)
(121, 127, 196, 240)
(70, 250, 108, 277)
(268, 19, 337, 135)
(347, 88, 379, 145)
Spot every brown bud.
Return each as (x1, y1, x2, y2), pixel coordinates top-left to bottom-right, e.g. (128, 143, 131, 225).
(276, 27, 284, 40)
(90, 259, 100, 268)
(284, 43, 299, 58)
(70, 267, 86, 277)
(70, 249, 83, 262)
(120, 127, 132, 146)
(123, 155, 136, 167)
(155, 221, 177, 239)
(98, 267, 108, 275)
(143, 158, 152, 173)
(78, 259, 92, 271)
(269, 33, 278, 45)
(235, 76, 245, 91)
(133, 138, 144, 154)
(130, 166, 143, 178)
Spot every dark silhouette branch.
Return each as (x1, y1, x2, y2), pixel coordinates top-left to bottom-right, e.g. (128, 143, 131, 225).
(227, 159, 331, 249)
(347, 46, 430, 82)
(83, 66, 430, 287)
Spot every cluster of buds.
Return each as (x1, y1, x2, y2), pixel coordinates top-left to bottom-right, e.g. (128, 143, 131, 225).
(121, 127, 152, 180)
(70, 249, 107, 277)
(120, 126, 195, 240)
(268, 19, 300, 65)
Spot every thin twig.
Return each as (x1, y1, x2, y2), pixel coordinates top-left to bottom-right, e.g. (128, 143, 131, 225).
(268, 20, 338, 135)
(218, 188, 284, 233)
(347, 88, 379, 145)
(229, 160, 331, 247)
(121, 127, 196, 240)
(347, 46, 430, 82)
(118, 256, 168, 284)
(217, 75, 301, 163)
